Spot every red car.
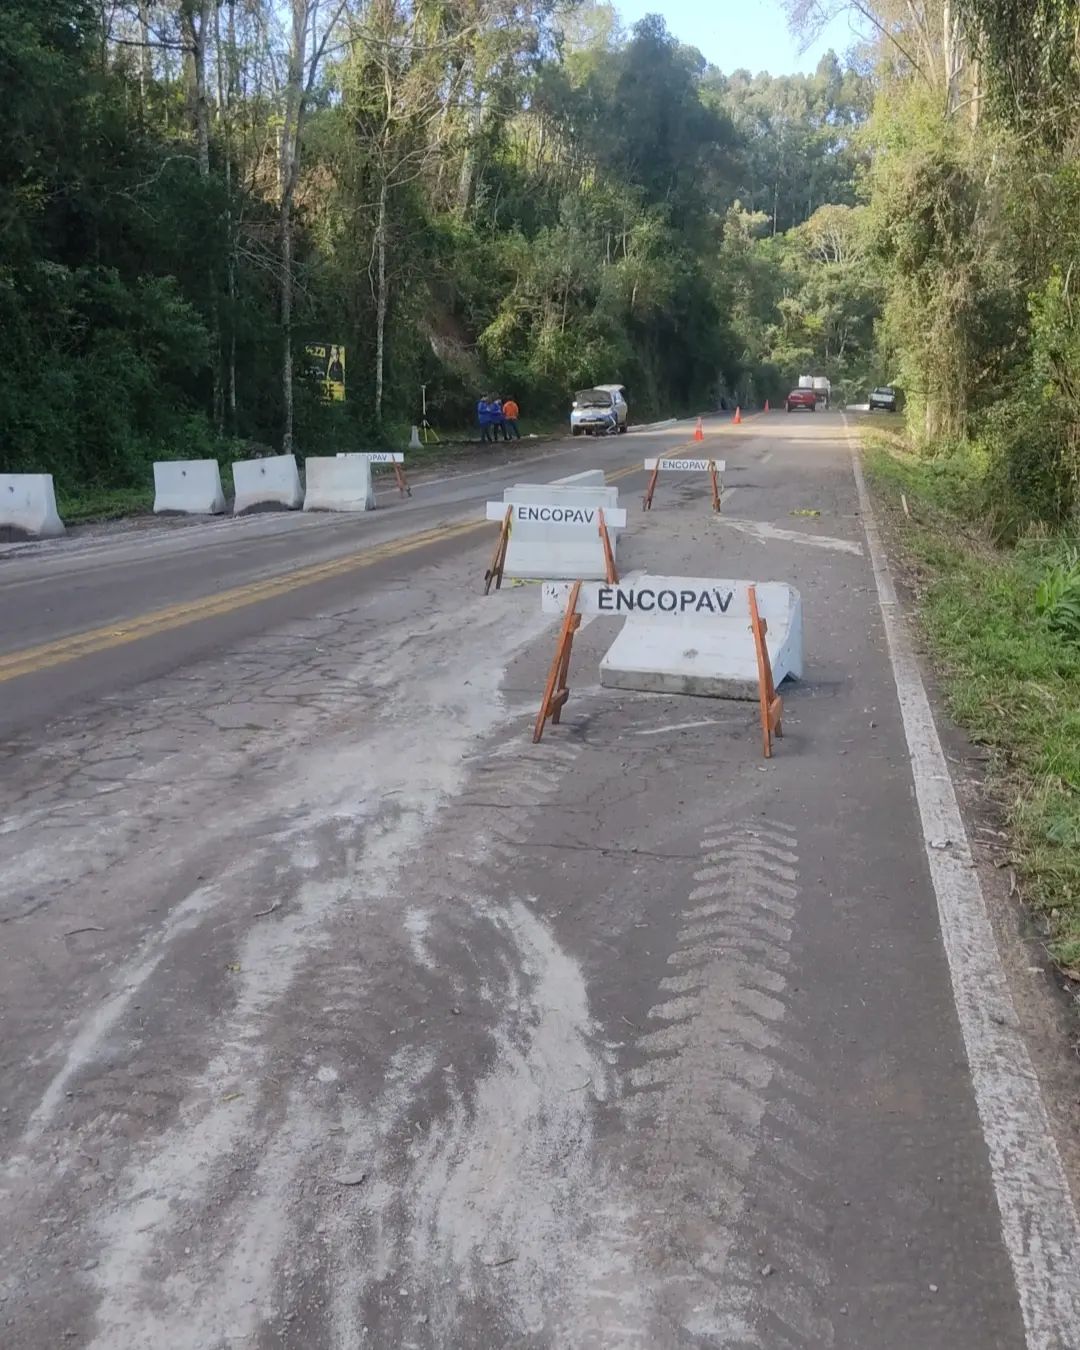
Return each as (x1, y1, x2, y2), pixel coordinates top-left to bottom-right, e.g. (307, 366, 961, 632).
(786, 388, 816, 413)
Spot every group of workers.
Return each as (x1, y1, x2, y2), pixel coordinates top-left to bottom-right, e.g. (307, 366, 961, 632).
(476, 395, 520, 443)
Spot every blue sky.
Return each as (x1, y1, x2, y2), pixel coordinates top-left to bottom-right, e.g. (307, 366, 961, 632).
(615, 0, 867, 75)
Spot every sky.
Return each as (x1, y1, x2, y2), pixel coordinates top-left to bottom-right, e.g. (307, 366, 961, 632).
(613, 0, 868, 75)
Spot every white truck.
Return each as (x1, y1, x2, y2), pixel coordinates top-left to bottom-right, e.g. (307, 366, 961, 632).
(812, 376, 831, 408)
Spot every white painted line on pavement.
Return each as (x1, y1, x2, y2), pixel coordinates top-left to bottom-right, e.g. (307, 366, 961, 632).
(631, 718, 731, 736)
(846, 417, 1080, 1349)
(760, 451, 773, 465)
(719, 517, 863, 556)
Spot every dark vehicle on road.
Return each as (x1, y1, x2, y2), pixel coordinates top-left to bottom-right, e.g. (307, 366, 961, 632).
(870, 386, 899, 412)
(785, 388, 817, 413)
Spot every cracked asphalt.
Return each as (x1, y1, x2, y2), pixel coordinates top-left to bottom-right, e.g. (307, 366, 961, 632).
(2, 413, 1079, 1349)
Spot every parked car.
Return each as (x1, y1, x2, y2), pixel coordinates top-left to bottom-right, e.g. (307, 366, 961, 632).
(786, 388, 817, 413)
(570, 385, 628, 436)
(869, 386, 898, 412)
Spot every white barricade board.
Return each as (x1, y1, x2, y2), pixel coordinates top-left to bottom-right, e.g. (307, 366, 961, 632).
(492, 484, 625, 580)
(304, 456, 375, 512)
(643, 458, 726, 472)
(0, 473, 65, 538)
(542, 575, 802, 700)
(232, 454, 302, 514)
(153, 460, 226, 515)
(486, 501, 627, 528)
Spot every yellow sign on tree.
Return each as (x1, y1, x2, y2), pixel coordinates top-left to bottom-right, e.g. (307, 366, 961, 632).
(304, 343, 346, 402)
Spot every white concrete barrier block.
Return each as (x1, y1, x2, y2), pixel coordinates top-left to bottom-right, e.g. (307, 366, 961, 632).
(232, 454, 302, 514)
(495, 483, 624, 579)
(153, 459, 226, 515)
(304, 455, 375, 512)
(0, 473, 65, 538)
(543, 576, 802, 700)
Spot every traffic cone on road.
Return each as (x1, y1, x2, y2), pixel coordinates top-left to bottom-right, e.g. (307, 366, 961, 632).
(764, 398, 770, 413)
(693, 417, 704, 442)
(733, 406, 743, 424)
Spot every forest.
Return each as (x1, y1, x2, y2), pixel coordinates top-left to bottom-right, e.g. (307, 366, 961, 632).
(0, 0, 1077, 537)
(0, 0, 875, 498)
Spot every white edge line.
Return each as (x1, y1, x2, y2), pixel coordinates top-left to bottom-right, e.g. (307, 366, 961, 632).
(845, 414, 1080, 1348)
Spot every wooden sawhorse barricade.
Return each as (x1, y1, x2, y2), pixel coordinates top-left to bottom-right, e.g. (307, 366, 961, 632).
(484, 506, 619, 595)
(534, 580, 786, 757)
(642, 457, 725, 512)
(365, 451, 411, 498)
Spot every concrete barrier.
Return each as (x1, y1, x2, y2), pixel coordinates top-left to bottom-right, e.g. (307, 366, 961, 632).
(304, 455, 375, 512)
(496, 483, 623, 579)
(0, 474, 65, 539)
(232, 454, 302, 514)
(543, 575, 802, 700)
(153, 460, 226, 515)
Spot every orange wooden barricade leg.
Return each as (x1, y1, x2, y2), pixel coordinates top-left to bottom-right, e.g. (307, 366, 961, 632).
(749, 585, 783, 758)
(533, 581, 583, 743)
(709, 461, 722, 513)
(393, 462, 412, 497)
(484, 506, 511, 594)
(598, 509, 619, 584)
(642, 464, 660, 510)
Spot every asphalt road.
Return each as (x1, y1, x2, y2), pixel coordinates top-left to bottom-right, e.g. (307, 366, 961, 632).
(2, 412, 1079, 1349)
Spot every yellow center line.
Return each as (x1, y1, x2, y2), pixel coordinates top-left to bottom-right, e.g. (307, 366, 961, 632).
(2, 413, 767, 685)
(0, 518, 486, 684)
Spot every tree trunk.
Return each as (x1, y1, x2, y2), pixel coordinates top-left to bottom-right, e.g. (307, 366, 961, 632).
(138, 1, 152, 115)
(279, 3, 308, 453)
(374, 181, 388, 423)
(281, 195, 295, 452)
(180, 0, 221, 429)
(457, 86, 483, 213)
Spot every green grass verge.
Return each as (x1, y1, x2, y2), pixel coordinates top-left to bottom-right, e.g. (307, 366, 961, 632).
(864, 432, 1080, 970)
(57, 485, 155, 524)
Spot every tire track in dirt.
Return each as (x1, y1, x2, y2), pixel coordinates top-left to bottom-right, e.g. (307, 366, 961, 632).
(621, 819, 834, 1347)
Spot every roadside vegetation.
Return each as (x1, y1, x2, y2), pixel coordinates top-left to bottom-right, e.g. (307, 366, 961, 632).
(0, 1, 880, 506)
(803, 0, 1080, 977)
(867, 433, 1080, 970)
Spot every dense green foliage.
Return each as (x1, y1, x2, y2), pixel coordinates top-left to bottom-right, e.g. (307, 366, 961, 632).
(0, 0, 874, 495)
(801, 0, 1080, 538)
(869, 439, 1080, 966)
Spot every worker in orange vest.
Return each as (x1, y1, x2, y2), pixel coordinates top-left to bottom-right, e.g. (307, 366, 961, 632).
(501, 395, 521, 440)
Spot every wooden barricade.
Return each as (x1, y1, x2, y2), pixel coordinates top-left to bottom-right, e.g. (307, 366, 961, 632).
(533, 581, 583, 743)
(749, 584, 783, 758)
(642, 457, 724, 512)
(484, 505, 511, 594)
(597, 508, 618, 584)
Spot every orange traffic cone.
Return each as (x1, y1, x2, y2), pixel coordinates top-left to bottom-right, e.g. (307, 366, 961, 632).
(733, 406, 742, 424)
(764, 398, 770, 413)
(693, 417, 704, 442)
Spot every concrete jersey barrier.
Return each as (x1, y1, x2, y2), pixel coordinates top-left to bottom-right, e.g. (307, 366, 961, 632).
(0, 474, 65, 539)
(304, 455, 375, 512)
(497, 483, 623, 579)
(153, 460, 226, 515)
(232, 454, 302, 514)
(543, 575, 802, 700)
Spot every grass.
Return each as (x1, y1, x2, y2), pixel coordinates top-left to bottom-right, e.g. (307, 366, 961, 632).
(864, 429, 1080, 971)
(57, 485, 155, 524)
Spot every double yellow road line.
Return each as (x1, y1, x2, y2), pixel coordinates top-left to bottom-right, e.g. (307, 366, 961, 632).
(0, 412, 766, 685)
(0, 518, 483, 685)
